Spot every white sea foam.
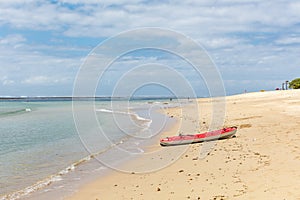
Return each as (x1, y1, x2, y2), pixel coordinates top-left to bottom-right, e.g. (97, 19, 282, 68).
(96, 108, 114, 113)
(1, 174, 63, 200)
(134, 114, 151, 122)
(96, 108, 152, 127)
(0, 154, 96, 200)
(92, 166, 108, 172)
(124, 147, 144, 154)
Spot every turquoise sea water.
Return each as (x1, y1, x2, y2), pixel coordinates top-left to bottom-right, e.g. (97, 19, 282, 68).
(0, 99, 174, 200)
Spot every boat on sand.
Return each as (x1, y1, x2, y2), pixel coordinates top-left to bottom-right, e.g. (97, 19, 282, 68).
(160, 126, 237, 146)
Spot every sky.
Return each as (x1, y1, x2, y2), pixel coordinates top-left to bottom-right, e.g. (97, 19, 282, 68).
(0, 0, 300, 97)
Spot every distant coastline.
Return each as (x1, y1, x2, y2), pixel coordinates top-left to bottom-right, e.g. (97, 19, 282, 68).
(0, 96, 182, 102)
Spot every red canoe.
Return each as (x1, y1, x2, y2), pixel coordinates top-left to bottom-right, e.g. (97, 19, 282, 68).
(160, 126, 237, 146)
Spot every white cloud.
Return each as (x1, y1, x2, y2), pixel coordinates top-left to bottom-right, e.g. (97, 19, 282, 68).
(3, 79, 15, 86)
(0, 34, 26, 45)
(201, 37, 244, 49)
(22, 76, 51, 85)
(0, 0, 300, 95)
(22, 75, 70, 85)
(1, 76, 15, 86)
(276, 36, 300, 45)
(0, 0, 299, 37)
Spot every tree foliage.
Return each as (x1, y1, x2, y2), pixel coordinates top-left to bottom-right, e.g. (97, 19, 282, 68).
(289, 78, 300, 89)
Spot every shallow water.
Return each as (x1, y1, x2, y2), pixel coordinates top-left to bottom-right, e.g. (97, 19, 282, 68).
(0, 99, 179, 200)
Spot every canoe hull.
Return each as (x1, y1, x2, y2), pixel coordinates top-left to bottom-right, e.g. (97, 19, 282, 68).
(160, 127, 237, 146)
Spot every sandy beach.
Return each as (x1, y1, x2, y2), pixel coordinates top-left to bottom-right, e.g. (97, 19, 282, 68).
(67, 90, 300, 200)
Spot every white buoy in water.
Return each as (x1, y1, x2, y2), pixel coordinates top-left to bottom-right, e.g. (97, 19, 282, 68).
(25, 108, 31, 112)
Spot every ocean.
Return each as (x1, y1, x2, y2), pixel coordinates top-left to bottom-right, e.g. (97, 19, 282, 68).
(0, 98, 177, 200)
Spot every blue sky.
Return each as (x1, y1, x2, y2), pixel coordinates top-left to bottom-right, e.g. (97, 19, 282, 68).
(0, 0, 300, 96)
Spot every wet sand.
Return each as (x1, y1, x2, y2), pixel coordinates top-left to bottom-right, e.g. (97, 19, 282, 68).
(67, 90, 300, 200)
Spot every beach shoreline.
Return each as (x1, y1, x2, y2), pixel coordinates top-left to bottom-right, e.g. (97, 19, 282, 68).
(67, 90, 300, 200)
(0, 100, 177, 200)
(1, 100, 181, 200)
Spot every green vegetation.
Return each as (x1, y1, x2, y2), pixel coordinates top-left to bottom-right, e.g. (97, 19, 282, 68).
(289, 78, 300, 89)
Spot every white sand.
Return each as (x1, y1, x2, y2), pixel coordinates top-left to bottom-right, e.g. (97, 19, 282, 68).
(67, 90, 300, 200)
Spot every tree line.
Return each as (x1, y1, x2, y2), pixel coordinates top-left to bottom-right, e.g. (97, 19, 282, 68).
(289, 78, 300, 89)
